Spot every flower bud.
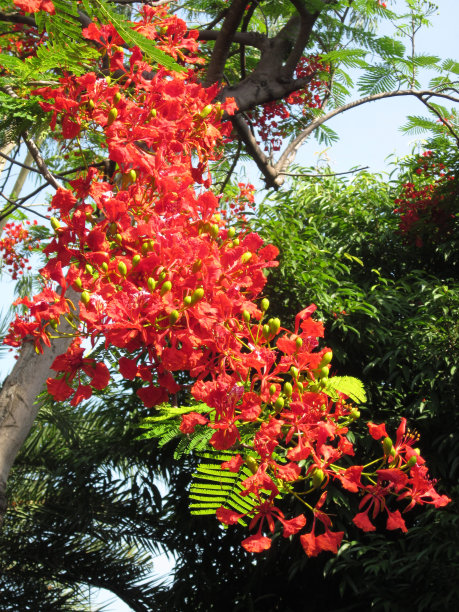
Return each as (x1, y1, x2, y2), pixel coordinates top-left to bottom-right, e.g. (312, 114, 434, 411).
(382, 437, 393, 455)
(88, 99, 95, 111)
(106, 107, 118, 126)
(184, 295, 192, 306)
(160, 280, 172, 295)
(262, 324, 270, 338)
(241, 251, 252, 264)
(290, 366, 299, 379)
(319, 351, 333, 367)
(74, 277, 82, 290)
(192, 259, 202, 273)
(199, 104, 213, 119)
(147, 277, 156, 292)
(113, 91, 121, 105)
(158, 270, 167, 281)
(101, 262, 108, 273)
(169, 309, 180, 325)
(50, 216, 60, 231)
(227, 227, 236, 239)
(269, 384, 276, 395)
(190, 287, 204, 304)
(118, 261, 127, 276)
(283, 381, 293, 397)
(297, 381, 304, 393)
(295, 337, 303, 349)
(349, 408, 360, 420)
(405, 455, 417, 469)
(129, 169, 137, 183)
(232, 238, 240, 246)
(311, 468, 325, 489)
(85, 264, 94, 275)
(210, 224, 219, 239)
(268, 317, 280, 335)
(274, 396, 284, 412)
(242, 310, 251, 323)
(149, 108, 157, 119)
(245, 456, 259, 474)
(320, 366, 329, 379)
(132, 254, 141, 267)
(260, 298, 269, 312)
(81, 291, 90, 305)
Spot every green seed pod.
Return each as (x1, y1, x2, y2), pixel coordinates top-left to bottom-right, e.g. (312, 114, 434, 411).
(269, 384, 276, 395)
(190, 287, 204, 304)
(199, 104, 213, 119)
(227, 227, 236, 239)
(241, 251, 252, 264)
(184, 295, 192, 306)
(118, 261, 127, 276)
(81, 291, 90, 305)
(147, 277, 156, 292)
(274, 396, 284, 412)
(268, 317, 280, 335)
(106, 107, 118, 126)
(85, 264, 94, 275)
(242, 310, 251, 323)
(283, 381, 293, 397)
(132, 254, 141, 267)
(245, 456, 259, 474)
(169, 309, 180, 325)
(50, 216, 60, 231)
(311, 468, 325, 489)
(74, 277, 82, 290)
(101, 262, 108, 273)
(382, 437, 393, 455)
(113, 91, 121, 105)
(160, 280, 172, 295)
(262, 324, 271, 338)
(295, 337, 303, 349)
(260, 298, 269, 312)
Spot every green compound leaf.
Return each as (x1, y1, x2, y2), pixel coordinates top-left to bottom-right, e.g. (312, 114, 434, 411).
(324, 376, 367, 404)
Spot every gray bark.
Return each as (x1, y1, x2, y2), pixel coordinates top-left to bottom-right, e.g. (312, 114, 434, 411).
(0, 290, 77, 524)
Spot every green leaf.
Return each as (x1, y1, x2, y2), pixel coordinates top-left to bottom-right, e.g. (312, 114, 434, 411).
(325, 376, 367, 404)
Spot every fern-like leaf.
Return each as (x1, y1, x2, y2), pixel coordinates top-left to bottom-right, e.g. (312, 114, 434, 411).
(324, 376, 367, 404)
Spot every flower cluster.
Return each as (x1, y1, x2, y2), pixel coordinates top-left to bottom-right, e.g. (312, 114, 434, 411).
(248, 56, 328, 152)
(0, 220, 37, 279)
(4, 5, 450, 558)
(394, 151, 455, 247)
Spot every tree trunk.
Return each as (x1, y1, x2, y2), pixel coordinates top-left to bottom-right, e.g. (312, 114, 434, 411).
(0, 290, 77, 524)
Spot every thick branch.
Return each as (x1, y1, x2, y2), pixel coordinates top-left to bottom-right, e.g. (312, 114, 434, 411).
(0, 11, 35, 27)
(198, 29, 266, 49)
(204, 0, 249, 87)
(231, 114, 281, 189)
(281, 1, 318, 78)
(0, 290, 79, 525)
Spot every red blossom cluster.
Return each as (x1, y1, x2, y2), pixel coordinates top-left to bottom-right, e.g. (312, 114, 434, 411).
(4, 5, 450, 557)
(394, 150, 455, 247)
(0, 220, 37, 279)
(248, 56, 328, 152)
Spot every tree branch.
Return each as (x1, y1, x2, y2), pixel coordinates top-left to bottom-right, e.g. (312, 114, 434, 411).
(0, 11, 35, 27)
(198, 29, 266, 49)
(231, 114, 282, 189)
(275, 88, 459, 176)
(281, 1, 319, 78)
(204, 0, 250, 87)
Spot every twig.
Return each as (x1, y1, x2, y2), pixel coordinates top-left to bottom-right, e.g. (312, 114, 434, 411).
(278, 166, 369, 178)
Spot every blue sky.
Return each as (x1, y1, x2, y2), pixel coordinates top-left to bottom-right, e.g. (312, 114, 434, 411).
(0, 1, 458, 610)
